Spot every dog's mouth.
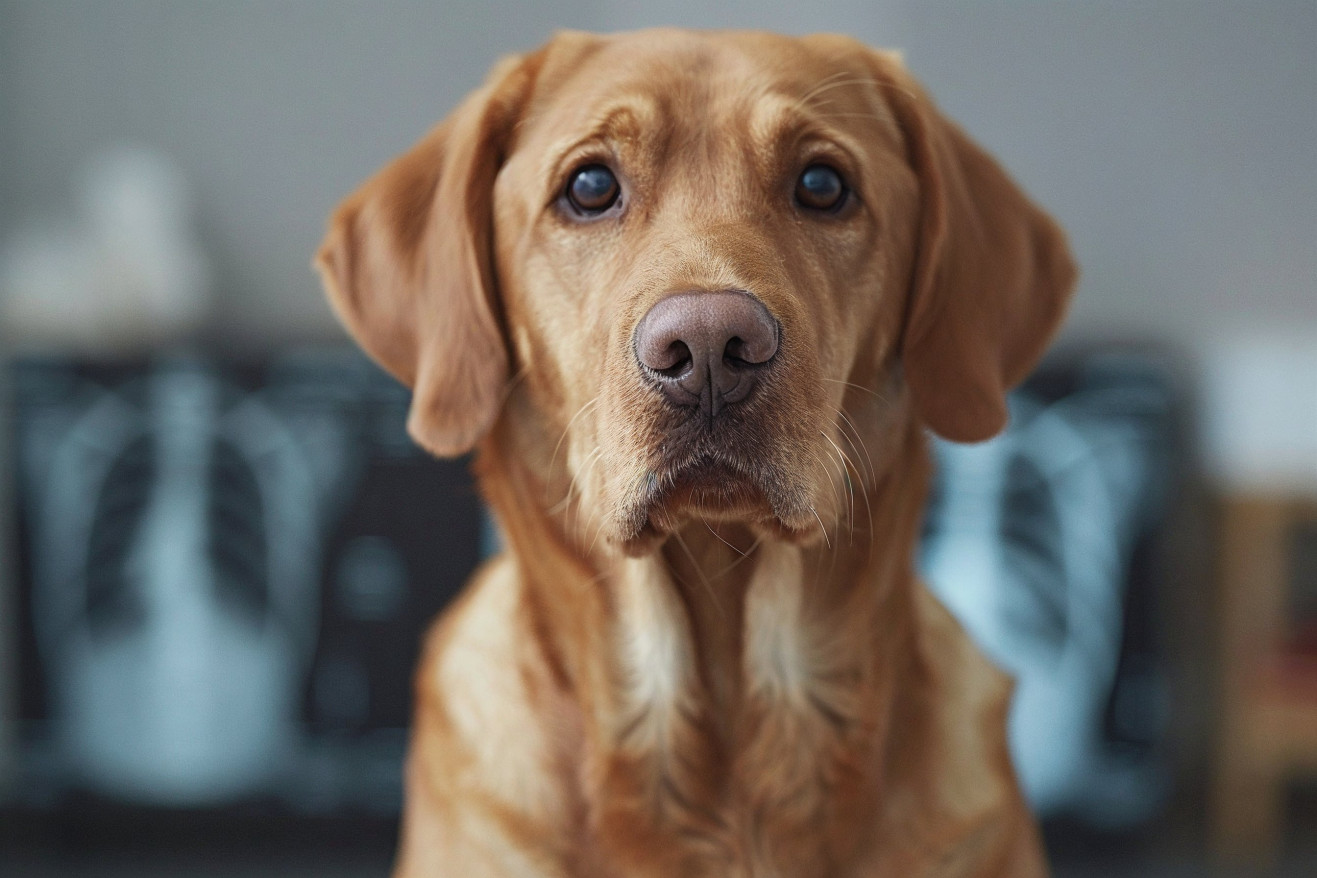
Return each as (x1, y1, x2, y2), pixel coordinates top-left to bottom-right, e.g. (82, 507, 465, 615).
(651, 455, 770, 518)
(616, 449, 818, 556)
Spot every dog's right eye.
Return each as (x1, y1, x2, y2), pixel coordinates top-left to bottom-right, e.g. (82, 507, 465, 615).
(795, 164, 847, 212)
(565, 165, 621, 216)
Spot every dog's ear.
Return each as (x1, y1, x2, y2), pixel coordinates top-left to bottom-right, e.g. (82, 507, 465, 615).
(315, 53, 539, 457)
(870, 52, 1077, 443)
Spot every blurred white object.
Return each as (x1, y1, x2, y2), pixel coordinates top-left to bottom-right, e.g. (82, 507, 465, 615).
(1, 146, 211, 350)
(1201, 333, 1317, 495)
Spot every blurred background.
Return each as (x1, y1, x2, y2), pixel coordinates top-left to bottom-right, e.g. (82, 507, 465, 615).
(1, 1, 1314, 876)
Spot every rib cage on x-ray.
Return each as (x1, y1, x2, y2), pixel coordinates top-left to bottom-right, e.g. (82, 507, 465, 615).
(9, 353, 484, 815)
(19, 359, 351, 805)
(921, 354, 1175, 827)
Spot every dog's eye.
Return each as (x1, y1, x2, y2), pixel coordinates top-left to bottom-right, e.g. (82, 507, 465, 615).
(565, 165, 621, 215)
(795, 164, 846, 212)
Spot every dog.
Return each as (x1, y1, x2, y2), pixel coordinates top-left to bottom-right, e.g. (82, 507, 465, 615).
(316, 28, 1075, 877)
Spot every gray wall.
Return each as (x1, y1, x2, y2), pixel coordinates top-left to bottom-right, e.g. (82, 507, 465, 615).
(1, 0, 596, 342)
(2, 1, 1315, 352)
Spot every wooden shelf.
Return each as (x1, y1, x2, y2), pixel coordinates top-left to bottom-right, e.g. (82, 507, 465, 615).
(1213, 496, 1317, 861)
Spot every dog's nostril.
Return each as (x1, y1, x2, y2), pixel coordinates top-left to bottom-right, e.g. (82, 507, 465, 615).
(657, 341, 693, 377)
(725, 326, 778, 367)
(724, 335, 764, 368)
(724, 336, 745, 366)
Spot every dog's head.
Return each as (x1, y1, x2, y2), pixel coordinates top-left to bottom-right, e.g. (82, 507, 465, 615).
(317, 29, 1075, 555)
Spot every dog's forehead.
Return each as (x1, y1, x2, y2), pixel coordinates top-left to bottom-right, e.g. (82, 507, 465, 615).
(521, 29, 900, 148)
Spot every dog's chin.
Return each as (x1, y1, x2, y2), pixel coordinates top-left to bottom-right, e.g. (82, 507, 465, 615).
(614, 457, 822, 558)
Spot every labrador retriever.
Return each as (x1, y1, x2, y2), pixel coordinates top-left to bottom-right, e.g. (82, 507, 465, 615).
(317, 28, 1075, 877)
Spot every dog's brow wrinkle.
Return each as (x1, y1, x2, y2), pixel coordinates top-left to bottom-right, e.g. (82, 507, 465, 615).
(745, 92, 800, 153)
(583, 96, 666, 143)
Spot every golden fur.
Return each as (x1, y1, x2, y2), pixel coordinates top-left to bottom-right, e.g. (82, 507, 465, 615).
(316, 28, 1075, 877)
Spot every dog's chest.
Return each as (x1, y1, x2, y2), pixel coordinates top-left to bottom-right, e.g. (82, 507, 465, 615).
(594, 543, 889, 875)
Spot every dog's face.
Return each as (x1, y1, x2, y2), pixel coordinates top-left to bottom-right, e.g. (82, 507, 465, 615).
(317, 29, 1074, 556)
(493, 32, 919, 551)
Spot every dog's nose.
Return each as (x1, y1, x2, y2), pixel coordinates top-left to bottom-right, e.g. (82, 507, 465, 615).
(633, 290, 779, 418)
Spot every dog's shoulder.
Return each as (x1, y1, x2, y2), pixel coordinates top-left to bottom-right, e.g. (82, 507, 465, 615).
(880, 585, 1044, 877)
(411, 557, 568, 808)
(913, 582, 1015, 742)
(396, 557, 591, 875)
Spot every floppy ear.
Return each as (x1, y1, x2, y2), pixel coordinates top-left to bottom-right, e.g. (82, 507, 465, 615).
(315, 53, 539, 457)
(871, 53, 1077, 443)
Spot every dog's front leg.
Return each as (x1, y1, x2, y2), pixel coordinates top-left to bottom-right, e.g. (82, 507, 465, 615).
(392, 762, 570, 878)
(390, 561, 581, 878)
(981, 816, 1048, 878)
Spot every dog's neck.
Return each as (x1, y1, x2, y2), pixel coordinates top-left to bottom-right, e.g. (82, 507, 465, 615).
(475, 406, 935, 854)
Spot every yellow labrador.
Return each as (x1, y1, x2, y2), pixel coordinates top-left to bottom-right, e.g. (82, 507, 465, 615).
(317, 28, 1075, 877)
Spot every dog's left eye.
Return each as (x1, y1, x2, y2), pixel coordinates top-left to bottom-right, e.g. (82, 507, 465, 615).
(795, 164, 847, 212)
(565, 165, 621, 215)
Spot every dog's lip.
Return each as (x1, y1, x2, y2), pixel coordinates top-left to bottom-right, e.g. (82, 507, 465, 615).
(660, 457, 765, 505)
(625, 454, 776, 539)
(615, 451, 820, 556)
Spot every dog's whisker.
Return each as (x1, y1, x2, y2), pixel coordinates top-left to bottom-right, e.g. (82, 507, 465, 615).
(831, 410, 877, 545)
(793, 69, 854, 106)
(799, 74, 877, 107)
(833, 407, 877, 484)
(814, 439, 851, 538)
(547, 396, 601, 502)
(501, 362, 532, 402)
(568, 446, 607, 543)
(586, 513, 610, 557)
(869, 78, 921, 105)
(674, 530, 727, 622)
(584, 471, 633, 557)
(710, 534, 764, 578)
(700, 515, 749, 560)
(808, 505, 832, 552)
(809, 445, 850, 540)
(547, 449, 597, 518)
(818, 111, 897, 123)
(559, 446, 600, 527)
(822, 377, 891, 404)
(847, 457, 876, 549)
(802, 449, 836, 529)
(820, 432, 858, 544)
